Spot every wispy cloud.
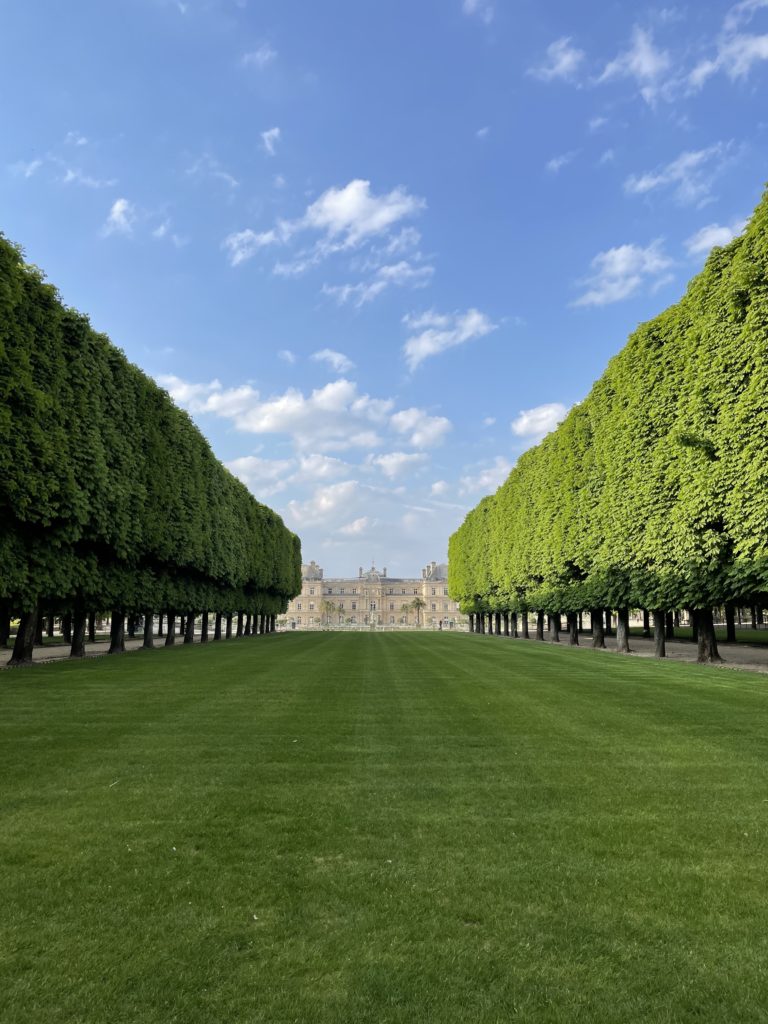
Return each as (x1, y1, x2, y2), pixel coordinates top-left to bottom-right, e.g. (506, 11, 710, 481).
(685, 218, 748, 256)
(261, 127, 281, 156)
(529, 37, 585, 82)
(624, 143, 731, 205)
(546, 151, 577, 174)
(599, 27, 672, 104)
(690, 0, 768, 88)
(462, 0, 494, 25)
(64, 131, 88, 146)
(241, 43, 277, 69)
(476, 126, 490, 140)
(323, 260, 434, 307)
(402, 308, 497, 371)
(574, 240, 673, 306)
(186, 153, 239, 190)
(278, 349, 296, 364)
(61, 166, 116, 188)
(459, 456, 512, 495)
(102, 198, 136, 236)
(368, 452, 428, 479)
(10, 158, 43, 179)
(222, 228, 278, 266)
(311, 349, 355, 374)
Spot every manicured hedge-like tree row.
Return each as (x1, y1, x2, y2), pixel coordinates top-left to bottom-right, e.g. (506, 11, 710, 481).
(449, 187, 768, 663)
(0, 235, 301, 665)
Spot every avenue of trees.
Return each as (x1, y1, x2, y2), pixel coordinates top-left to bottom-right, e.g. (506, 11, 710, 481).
(0, 235, 302, 666)
(449, 187, 768, 663)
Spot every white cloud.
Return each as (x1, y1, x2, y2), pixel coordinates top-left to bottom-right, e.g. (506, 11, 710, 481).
(685, 218, 748, 256)
(261, 127, 281, 157)
(287, 480, 360, 527)
(222, 228, 278, 266)
(11, 158, 43, 178)
(402, 308, 497, 371)
(529, 37, 585, 81)
(186, 154, 239, 190)
(599, 27, 671, 103)
(339, 516, 373, 536)
(459, 456, 513, 495)
(589, 116, 608, 131)
(278, 349, 296, 364)
(152, 219, 187, 247)
(573, 240, 673, 307)
(226, 455, 294, 494)
(241, 44, 276, 68)
(103, 198, 136, 236)
(62, 167, 116, 188)
(599, 148, 616, 165)
(294, 454, 350, 481)
(546, 151, 577, 174)
(462, 0, 494, 24)
(274, 174, 287, 189)
(624, 144, 731, 205)
(311, 349, 355, 373)
(160, 374, 392, 453)
(690, 1, 768, 87)
(369, 452, 428, 479)
(323, 260, 434, 307)
(64, 131, 88, 146)
(476, 126, 490, 139)
(430, 480, 449, 496)
(300, 179, 426, 248)
(483, 416, 496, 427)
(511, 402, 569, 439)
(390, 407, 451, 448)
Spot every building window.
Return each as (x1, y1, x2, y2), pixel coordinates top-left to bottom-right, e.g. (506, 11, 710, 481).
(351, 616, 357, 624)
(389, 616, 394, 624)
(309, 603, 314, 611)
(431, 603, 436, 611)
(389, 603, 394, 611)
(296, 603, 302, 610)
(443, 603, 448, 611)
(444, 587, 448, 595)
(352, 588, 357, 594)
(371, 602, 376, 611)
(388, 588, 393, 594)
(297, 617, 302, 624)
(413, 589, 418, 595)
(339, 602, 344, 610)
(431, 588, 436, 596)
(401, 588, 406, 594)
(352, 602, 357, 610)
(310, 587, 315, 595)
(340, 588, 345, 594)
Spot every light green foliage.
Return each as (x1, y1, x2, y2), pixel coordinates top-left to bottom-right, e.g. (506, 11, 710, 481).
(0, 235, 301, 616)
(450, 187, 768, 615)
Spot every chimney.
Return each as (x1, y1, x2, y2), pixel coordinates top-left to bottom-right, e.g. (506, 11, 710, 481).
(359, 566, 363, 578)
(383, 567, 387, 577)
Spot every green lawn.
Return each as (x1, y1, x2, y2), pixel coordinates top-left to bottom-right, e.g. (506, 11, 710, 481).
(2, 633, 768, 1023)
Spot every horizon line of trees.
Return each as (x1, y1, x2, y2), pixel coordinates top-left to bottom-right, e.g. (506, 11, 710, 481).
(0, 234, 302, 667)
(449, 185, 768, 665)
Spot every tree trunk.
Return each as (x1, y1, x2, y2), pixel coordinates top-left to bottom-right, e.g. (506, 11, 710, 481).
(61, 612, 71, 644)
(521, 613, 530, 639)
(503, 611, 509, 637)
(35, 614, 44, 646)
(536, 610, 545, 641)
(758, 606, 765, 626)
(479, 613, 485, 634)
(214, 612, 222, 641)
(108, 611, 125, 654)
(468, 613, 474, 633)
(725, 602, 736, 643)
(70, 606, 87, 659)
(270, 614, 276, 632)
(143, 611, 155, 649)
(236, 611, 244, 638)
(652, 609, 666, 659)
(697, 607, 722, 663)
(591, 608, 605, 649)
(157, 612, 164, 638)
(616, 606, 631, 654)
(127, 614, 136, 640)
(0, 604, 10, 648)
(548, 613, 560, 643)
(184, 612, 195, 644)
(567, 611, 579, 646)
(642, 609, 651, 638)
(690, 609, 699, 643)
(9, 608, 39, 667)
(488, 614, 494, 635)
(604, 609, 612, 636)
(178, 614, 186, 638)
(165, 612, 176, 646)
(244, 612, 252, 636)
(674, 610, 680, 628)
(226, 613, 233, 640)
(200, 611, 209, 644)
(665, 610, 675, 640)
(88, 611, 96, 643)
(511, 611, 518, 638)
(47, 614, 55, 638)
(578, 611, 583, 632)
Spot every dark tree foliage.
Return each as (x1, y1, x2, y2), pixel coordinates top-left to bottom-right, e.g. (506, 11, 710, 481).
(449, 188, 768, 661)
(0, 236, 302, 659)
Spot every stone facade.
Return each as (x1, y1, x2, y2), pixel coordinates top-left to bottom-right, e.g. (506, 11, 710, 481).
(281, 561, 468, 630)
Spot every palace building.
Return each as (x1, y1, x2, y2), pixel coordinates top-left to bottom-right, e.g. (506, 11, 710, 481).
(281, 560, 468, 630)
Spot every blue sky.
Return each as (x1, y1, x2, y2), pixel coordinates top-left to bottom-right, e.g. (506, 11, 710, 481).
(3, 0, 767, 576)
